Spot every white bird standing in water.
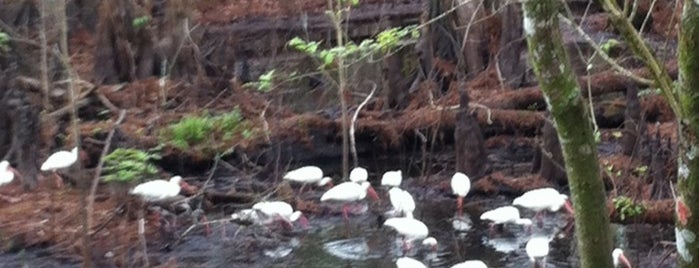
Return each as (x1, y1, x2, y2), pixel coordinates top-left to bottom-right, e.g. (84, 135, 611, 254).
(349, 166, 368, 183)
(513, 187, 574, 223)
(283, 166, 333, 192)
(381, 170, 402, 188)
(321, 181, 379, 221)
(130, 176, 187, 201)
(384, 217, 429, 251)
(252, 200, 309, 229)
(480, 206, 532, 232)
(613, 248, 632, 268)
(451, 172, 471, 216)
(451, 260, 488, 268)
(395, 256, 426, 268)
(525, 236, 550, 268)
(41, 147, 79, 188)
(388, 187, 416, 218)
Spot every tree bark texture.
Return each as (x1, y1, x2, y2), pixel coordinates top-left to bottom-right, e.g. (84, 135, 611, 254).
(523, 1, 614, 267)
(454, 90, 487, 179)
(675, 1, 699, 266)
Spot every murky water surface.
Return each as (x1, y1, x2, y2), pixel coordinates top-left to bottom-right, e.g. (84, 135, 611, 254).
(1, 189, 674, 268)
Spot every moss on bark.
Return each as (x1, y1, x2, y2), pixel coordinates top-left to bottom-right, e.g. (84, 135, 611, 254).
(522, 1, 614, 267)
(676, 1, 699, 266)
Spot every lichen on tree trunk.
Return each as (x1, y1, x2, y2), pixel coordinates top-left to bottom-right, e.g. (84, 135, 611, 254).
(522, 1, 614, 267)
(676, 1, 699, 266)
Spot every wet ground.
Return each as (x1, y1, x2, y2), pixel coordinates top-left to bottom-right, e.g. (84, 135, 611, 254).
(0, 183, 676, 267)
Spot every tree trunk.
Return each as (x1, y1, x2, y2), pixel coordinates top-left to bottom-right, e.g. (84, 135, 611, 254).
(622, 83, 642, 156)
(495, 2, 525, 88)
(534, 114, 567, 186)
(523, 1, 614, 267)
(676, 1, 699, 266)
(454, 0, 487, 77)
(454, 89, 487, 179)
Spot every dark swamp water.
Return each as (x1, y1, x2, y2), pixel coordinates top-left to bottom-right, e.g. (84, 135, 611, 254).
(0, 143, 678, 267)
(0, 193, 677, 267)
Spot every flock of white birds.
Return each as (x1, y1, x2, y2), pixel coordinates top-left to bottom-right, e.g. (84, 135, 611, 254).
(0, 149, 634, 267)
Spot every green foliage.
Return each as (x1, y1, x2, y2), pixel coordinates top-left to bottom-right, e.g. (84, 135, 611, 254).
(603, 162, 622, 178)
(613, 196, 645, 221)
(132, 16, 151, 29)
(254, 69, 277, 92)
(0, 31, 9, 53)
(168, 115, 213, 149)
(600, 39, 620, 55)
(288, 25, 419, 69)
(103, 148, 160, 183)
(160, 108, 256, 153)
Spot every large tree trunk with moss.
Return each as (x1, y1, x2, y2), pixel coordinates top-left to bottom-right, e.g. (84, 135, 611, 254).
(523, 1, 614, 268)
(675, 2, 699, 267)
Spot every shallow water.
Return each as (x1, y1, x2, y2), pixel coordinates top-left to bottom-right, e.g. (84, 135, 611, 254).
(0, 190, 677, 268)
(154, 189, 676, 268)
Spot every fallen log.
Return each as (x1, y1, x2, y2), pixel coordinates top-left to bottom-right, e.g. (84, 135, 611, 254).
(481, 60, 678, 110)
(608, 199, 674, 224)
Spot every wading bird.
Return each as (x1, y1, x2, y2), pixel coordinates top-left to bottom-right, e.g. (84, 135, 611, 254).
(283, 166, 333, 192)
(41, 147, 79, 188)
(513, 187, 574, 223)
(321, 181, 379, 221)
(349, 166, 368, 183)
(613, 248, 632, 268)
(525, 236, 550, 268)
(252, 200, 309, 229)
(451, 260, 488, 268)
(131, 176, 188, 201)
(451, 172, 471, 216)
(384, 217, 429, 252)
(479, 205, 532, 233)
(388, 187, 416, 218)
(395, 256, 426, 268)
(381, 170, 402, 188)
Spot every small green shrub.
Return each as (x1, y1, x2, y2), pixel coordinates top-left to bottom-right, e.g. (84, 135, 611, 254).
(168, 115, 214, 149)
(160, 108, 255, 153)
(103, 148, 160, 183)
(613, 196, 645, 221)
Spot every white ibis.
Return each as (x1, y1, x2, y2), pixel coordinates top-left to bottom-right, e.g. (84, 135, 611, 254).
(252, 200, 309, 229)
(422, 236, 438, 252)
(349, 166, 368, 183)
(613, 248, 632, 268)
(384, 217, 429, 251)
(231, 208, 262, 225)
(525, 236, 550, 268)
(388, 187, 415, 218)
(513, 187, 574, 223)
(130, 176, 186, 201)
(40, 147, 79, 188)
(451, 172, 471, 216)
(480, 206, 532, 233)
(0, 161, 21, 203)
(395, 257, 426, 268)
(283, 166, 333, 192)
(0, 160, 19, 186)
(451, 260, 488, 268)
(320, 181, 379, 221)
(381, 170, 402, 188)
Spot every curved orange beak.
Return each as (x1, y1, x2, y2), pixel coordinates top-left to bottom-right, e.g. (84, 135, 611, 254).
(564, 199, 575, 215)
(619, 252, 632, 268)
